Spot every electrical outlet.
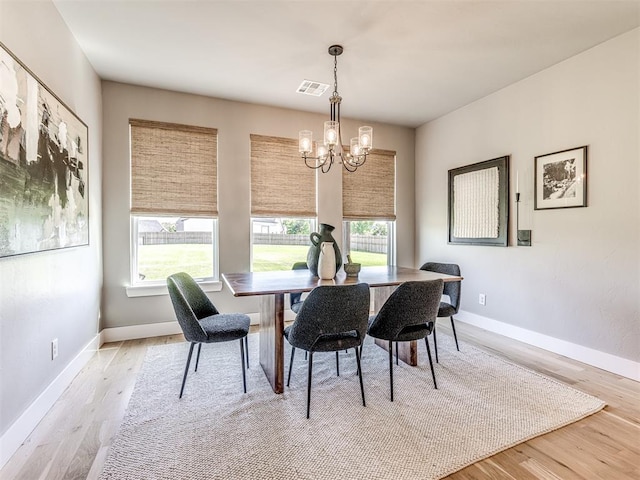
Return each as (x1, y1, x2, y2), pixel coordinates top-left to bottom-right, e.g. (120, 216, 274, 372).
(478, 293, 486, 306)
(51, 338, 58, 360)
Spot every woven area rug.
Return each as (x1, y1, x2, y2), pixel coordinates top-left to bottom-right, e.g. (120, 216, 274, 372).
(100, 333, 604, 479)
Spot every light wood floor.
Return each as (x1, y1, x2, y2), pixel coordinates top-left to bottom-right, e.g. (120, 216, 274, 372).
(2, 322, 638, 480)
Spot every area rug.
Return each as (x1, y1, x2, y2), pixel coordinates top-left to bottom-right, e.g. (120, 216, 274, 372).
(99, 333, 604, 479)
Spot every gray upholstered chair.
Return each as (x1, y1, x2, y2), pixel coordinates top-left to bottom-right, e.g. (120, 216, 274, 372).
(289, 261, 308, 314)
(420, 262, 461, 362)
(284, 283, 370, 418)
(287, 260, 349, 370)
(167, 272, 251, 398)
(367, 279, 443, 400)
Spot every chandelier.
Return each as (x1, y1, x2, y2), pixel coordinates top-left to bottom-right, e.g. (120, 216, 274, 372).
(299, 45, 373, 173)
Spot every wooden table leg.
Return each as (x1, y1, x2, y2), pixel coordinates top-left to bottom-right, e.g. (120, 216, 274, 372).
(259, 293, 285, 393)
(372, 286, 418, 366)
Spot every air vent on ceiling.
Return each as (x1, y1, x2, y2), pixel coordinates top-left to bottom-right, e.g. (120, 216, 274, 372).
(296, 80, 329, 97)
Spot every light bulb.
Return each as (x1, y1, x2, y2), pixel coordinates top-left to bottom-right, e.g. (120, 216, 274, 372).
(299, 130, 313, 153)
(324, 121, 339, 146)
(350, 137, 361, 156)
(358, 126, 373, 150)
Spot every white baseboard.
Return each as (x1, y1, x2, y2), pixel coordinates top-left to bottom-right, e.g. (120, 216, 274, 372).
(100, 321, 184, 344)
(0, 335, 100, 470)
(99, 312, 281, 345)
(456, 310, 640, 381)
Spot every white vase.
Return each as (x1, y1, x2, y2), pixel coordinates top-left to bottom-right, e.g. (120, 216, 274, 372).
(318, 241, 336, 280)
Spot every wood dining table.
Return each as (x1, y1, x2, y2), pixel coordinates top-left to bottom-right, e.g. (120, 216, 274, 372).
(222, 266, 463, 393)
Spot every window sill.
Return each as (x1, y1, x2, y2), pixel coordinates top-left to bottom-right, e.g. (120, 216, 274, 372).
(126, 280, 223, 298)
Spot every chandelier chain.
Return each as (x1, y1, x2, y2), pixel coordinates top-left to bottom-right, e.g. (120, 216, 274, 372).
(333, 54, 339, 96)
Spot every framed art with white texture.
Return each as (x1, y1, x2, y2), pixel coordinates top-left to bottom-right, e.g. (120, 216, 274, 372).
(448, 156, 509, 246)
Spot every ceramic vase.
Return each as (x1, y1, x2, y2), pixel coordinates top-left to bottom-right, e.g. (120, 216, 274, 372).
(318, 241, 337, 280)
(307, 223, 343, 276)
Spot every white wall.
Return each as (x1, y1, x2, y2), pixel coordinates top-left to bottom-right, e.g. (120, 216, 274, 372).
(101, 82, 415, 330)
(0, 0, 103, 455)
(416, 29, 639, 365)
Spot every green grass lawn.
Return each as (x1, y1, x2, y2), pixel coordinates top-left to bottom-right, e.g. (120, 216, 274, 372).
(252, 245, 386, 271)
(138, 244, 387, 280)
(252, 245, 310, 272)
(138, 244, 214, 281)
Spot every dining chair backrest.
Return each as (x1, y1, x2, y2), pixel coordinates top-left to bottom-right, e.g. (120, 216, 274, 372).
(287, 283, 370, 352)
(368, 280, 444, 340)
(167, 272, 218, 343)
(420, 262, 461, 313)
(290, 261, 308, 310)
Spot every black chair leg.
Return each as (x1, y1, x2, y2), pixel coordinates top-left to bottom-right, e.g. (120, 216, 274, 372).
(425, 337, 438, 389)
(433, 324, 439, 363)
(179, 342, 196, 398)
(244, 336, 250, 368)
(388, 341, 394, 402)
(336, 351, 340, 376)
(240, 338, 247, 393)
(194, 342, 202, 372)
(395, 342, 399, 365)
(306, 352, 314, 419)
(287, 347, 296, 387)
(355, 347, 365, 407)
(305, 351, 308, 360)
(450, 316, 460, 351)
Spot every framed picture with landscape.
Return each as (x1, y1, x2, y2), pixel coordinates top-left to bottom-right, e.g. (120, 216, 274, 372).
(535, 146, 587, 210)
(448, 155, 509, 246)
(0, 42, 89, 257)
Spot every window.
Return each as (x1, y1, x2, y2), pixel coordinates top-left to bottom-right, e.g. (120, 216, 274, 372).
(129, 120, 218, 289)
(250, 134, 317, 271)
(343, 220, 394, 266)
(342, 148, 397, 266)
(132, 216, 218, 282)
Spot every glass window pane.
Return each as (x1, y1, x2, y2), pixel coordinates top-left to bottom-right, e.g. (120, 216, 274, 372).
(343, 221, 390, 266)
(252, 218, 314, 272)
(134, 216, 216, 283)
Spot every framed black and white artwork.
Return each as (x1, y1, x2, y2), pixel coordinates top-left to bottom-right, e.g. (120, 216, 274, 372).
(534, 146, 587, 210)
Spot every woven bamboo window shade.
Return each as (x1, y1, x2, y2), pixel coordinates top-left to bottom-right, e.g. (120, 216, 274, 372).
(250, 134, 316, 217)
(130, 119, 218, 216)
(343, 149, 396, 220)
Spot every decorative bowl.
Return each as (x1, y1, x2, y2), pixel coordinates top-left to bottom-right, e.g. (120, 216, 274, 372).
(344, 263, 361, 277)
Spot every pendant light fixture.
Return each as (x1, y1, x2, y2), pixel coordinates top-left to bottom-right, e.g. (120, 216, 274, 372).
(299, 45, 373, 173)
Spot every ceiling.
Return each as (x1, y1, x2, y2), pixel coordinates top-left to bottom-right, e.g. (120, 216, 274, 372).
(52, 1, 640, 128)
